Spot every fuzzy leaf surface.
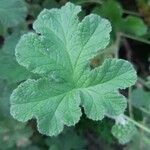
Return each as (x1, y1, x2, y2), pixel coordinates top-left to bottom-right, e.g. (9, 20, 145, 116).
(112, 121, 137, 144)
(11, 2, 137, 136)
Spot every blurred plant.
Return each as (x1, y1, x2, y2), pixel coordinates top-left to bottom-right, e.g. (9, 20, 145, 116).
(0, 32, 31, 83)
(0, 0, 27, 35)
(0, 119, 32, 150)
(93, 0, 148, 37)
(46, 128, 86, 150)
(138, 0, 150, 26)
(0, 80, 33, 150)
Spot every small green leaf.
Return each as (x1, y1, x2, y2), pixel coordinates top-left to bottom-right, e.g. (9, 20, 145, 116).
(11, 2, 137, 136)
(0, 0, 27, 28)
(112, 121, 137, 144)
(121, 16, 148, 36)
(93, 0, 123, 31)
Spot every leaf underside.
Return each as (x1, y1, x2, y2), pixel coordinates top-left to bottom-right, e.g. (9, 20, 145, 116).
(10, 2, 137, 136)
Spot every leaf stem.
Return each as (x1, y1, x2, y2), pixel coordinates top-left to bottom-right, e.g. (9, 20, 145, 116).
(138, 77, 150, 89)
(114, 33, 121, 58)
(76, 0, 103, 5)
(139, 107, 150, 116)
(124, 115, 150, 134)
(123, 9, 141, 16)
(121, 33, 150, 45)
(128, 87, 134, 118)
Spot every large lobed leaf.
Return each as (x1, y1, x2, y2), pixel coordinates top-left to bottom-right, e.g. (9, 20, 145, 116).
(10, 2, 137, 136)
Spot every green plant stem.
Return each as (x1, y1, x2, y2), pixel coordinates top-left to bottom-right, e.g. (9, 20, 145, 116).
(140, 118, 145, 149)
(127, 92, 150, 116)
(76, 0, 103, 5)
(140, 107, 150, 116)
(125, 115, 150, 134)
(123, 9, 141, 16)
(121, 33, 150, 45)
(114, 33, 121, 58)
(138, 77, 150, 89)
(128, 87, 134, 118)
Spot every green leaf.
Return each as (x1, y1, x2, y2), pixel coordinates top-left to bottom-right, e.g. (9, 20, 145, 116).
(93, 1, 148, 37)
(46, 128, 86, 150)
(0, 0, 27, 28)
(121, 16, 148, 36)
(93, 0, 123, 31)
(112, 121, 137, 144)
(0, 32, 31, 83)
(11, 78, 81, 135)
(11, 2, 137, 136)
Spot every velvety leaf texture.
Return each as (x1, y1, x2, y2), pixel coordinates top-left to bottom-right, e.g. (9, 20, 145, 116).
(10, 2, 137, 136)
(112, 121, 137, 144)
